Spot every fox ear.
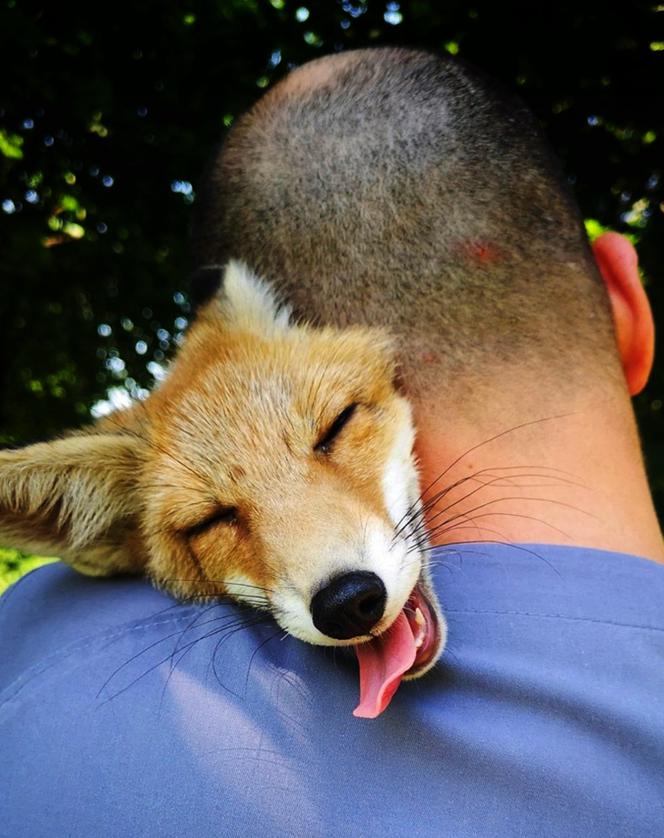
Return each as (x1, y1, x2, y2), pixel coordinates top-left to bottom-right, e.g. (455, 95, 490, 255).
(0, 430, 147, 576)
(212, 260, 293, 336)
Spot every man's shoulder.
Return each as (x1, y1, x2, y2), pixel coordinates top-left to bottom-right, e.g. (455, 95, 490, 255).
(0, 562, 178, 688)
(2, 545, 664, 838)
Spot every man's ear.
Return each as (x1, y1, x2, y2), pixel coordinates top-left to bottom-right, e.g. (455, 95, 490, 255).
(592, 232, 655, 396)
(0, 430, 147, 576)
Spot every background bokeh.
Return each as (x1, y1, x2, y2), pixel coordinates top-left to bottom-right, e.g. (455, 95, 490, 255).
(1, 0, 662, 586)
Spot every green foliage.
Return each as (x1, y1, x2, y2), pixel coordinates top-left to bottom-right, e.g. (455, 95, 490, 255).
(0, 0, 663, 521)
(0, 549, 58, 595)
(0, 129, 24, 159)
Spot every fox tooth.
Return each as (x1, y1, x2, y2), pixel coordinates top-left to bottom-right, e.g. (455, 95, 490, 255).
(415, 607, 425, 627)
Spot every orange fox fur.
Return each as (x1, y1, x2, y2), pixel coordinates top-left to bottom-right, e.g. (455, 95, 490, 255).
(0, 262, 445, 666)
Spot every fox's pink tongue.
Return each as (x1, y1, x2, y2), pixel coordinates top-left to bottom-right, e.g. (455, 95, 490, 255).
(353, 611, 416, 719)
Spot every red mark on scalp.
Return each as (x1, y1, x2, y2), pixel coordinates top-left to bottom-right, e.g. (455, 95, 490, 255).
(457, 240, 502, 265)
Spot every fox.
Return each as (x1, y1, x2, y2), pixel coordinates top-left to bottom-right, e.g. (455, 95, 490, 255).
(0, 262, 446, 718)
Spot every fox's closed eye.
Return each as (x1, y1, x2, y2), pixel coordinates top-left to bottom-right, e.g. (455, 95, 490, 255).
(315, 403, 358, 454)
(187, 506, 238, 537)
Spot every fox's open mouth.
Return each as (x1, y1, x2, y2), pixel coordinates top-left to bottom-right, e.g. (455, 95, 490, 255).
(402, 583, 441, 676)
(353, 579, 442, 719)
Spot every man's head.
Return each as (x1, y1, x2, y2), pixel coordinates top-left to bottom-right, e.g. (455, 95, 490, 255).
(192, 47, 639, 408)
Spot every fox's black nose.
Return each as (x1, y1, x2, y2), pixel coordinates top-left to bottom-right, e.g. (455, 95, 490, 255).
(311, 571, 386, 640)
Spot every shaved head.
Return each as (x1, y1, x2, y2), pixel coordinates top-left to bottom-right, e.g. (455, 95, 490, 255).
(192, 48, 621, 400)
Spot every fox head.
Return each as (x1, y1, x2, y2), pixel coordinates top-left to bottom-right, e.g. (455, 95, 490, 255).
(0, 263, 445, 715)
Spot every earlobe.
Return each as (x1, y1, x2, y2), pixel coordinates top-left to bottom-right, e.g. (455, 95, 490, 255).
(592, 232, 655, 396)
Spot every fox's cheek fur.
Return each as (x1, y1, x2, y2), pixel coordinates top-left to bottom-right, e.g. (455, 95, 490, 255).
(143, 519, 273, 608)
(381, 400, 420, 527)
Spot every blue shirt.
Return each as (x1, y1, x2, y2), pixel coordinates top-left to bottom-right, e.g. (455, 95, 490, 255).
(1, 544, 663, 837)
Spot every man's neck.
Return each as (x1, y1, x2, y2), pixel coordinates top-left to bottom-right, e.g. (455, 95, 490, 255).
(413, 394, 664, 564)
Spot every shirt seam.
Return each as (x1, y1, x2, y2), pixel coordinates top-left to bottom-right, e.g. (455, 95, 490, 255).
(444, 608, 664, 632)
